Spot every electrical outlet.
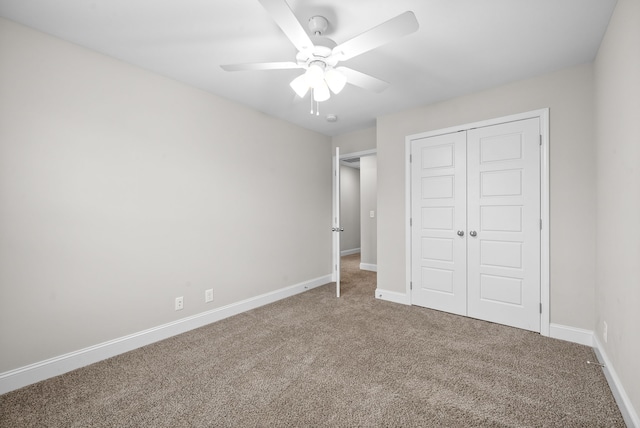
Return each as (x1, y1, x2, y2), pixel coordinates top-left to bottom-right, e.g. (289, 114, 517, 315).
(205, 289, 214, 303)
(603, 321, 608, 343)
(175, 296, 184, 311)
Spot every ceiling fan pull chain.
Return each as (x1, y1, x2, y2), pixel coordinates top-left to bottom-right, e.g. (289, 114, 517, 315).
(310, 89, 314, 115)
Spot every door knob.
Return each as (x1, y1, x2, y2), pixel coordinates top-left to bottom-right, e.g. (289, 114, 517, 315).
(457, 230, 464, 237)
(469, 230, 477, 237)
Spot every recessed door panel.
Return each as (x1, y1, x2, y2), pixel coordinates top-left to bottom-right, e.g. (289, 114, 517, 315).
(481, 206, 523, 232)
(422, 267, 454, 294)
(422, 207, 454, 230)
(481, 169, 522, 197)
(421, 144, 455, 169)
(421, 176, 454, 199)
(480, 274, 523, 306)
(480, 133, 523, 163)
(480, 241, 522, 269)
(422, 237, 453, 262)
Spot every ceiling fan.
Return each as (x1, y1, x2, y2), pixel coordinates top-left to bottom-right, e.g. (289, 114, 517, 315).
(221, 0, 419, 109)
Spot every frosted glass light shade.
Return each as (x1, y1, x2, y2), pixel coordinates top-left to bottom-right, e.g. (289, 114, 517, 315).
(325, 68, 347, 94)
(305, 63, 325, 87)
(313, 80, 330, 102)
(290, 74, 309, 98)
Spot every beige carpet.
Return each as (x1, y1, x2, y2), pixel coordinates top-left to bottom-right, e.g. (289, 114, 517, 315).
(0, 254, 625, 427)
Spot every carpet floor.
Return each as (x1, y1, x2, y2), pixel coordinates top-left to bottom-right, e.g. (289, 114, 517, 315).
(0, 254, 625, 427)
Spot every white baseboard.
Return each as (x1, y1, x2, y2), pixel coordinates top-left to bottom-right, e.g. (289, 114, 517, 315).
(549, 323, 594, 346)
(360, 263, 377, 272)
(341, 248, 360, 256)
(548, 325, 638, 427)
(374, 288, 410, 305)
(0, 274, 332, 396)
(593, 336, 640, 428)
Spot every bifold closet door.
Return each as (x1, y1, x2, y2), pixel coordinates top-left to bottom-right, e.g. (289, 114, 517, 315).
(466, 118, 541, 332)
(411, 131, 467, 315)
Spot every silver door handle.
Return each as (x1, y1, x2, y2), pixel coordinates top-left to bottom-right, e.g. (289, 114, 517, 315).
(457, 230, 464, 237)
(469, 230, 477, 237)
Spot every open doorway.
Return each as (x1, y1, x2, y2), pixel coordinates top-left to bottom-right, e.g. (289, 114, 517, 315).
(339, 151, 377, 283)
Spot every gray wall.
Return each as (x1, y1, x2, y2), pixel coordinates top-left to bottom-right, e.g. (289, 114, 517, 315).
(377, 63, 596, 330)
(360, 156, 377, 267)
(333, 127, 376, 154)
(339, 165, 361, 253)
(0, 18, 332, 373)
(594, 0, 640, 416)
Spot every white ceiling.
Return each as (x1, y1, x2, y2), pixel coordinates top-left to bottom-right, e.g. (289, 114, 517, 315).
(0, 0, 617, 136)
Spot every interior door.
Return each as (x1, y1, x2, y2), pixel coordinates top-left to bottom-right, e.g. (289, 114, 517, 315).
(466, 118, 541, 331)
(411, 132, 467, 315)
(333, 147, 341, 297)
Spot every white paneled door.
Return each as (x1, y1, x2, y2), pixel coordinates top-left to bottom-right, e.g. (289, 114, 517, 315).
(411, 118, 541, 332)
(333, 147, 341, 297)
(410, 131, 467, 315)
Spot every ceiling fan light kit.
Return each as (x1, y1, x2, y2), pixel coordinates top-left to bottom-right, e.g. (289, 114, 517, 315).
(289, 60, 347, 101)
(221, 0, 419, 114)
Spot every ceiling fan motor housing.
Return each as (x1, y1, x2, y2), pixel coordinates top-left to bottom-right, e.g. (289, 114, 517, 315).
(308, 15, 329, 35)
(296, 36, 338, 69)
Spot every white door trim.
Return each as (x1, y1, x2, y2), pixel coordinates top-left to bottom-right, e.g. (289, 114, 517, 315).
(333, 147, 341, 297)
(339, 148, 377, 160)
(405, 108, 550, 336)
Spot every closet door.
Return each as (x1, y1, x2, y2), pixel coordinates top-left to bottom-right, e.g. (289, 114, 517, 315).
(466, 118, 541, 331)
(411, 132, 467, 315)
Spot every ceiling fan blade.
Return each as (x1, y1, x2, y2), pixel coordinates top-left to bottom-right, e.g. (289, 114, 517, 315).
(221, 61, 302, 71)
(332, 11, 419, 61)
(258, 0, 314, 53)
(337, 67, 389, 93)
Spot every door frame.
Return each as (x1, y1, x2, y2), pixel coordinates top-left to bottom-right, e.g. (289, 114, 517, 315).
(332, 148, 378, 297)
(405, 108, 550, 336)
(333, 147, 341, 297)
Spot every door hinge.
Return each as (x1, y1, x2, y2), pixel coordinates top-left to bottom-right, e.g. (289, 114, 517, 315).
(540, 219, 542, 230)
(409, 154, 412, 163)
(410, 218, 412, 227)
(539, 135, 542, 146)
(410, 281, 413, 290)
(540, 303, 543, 314)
